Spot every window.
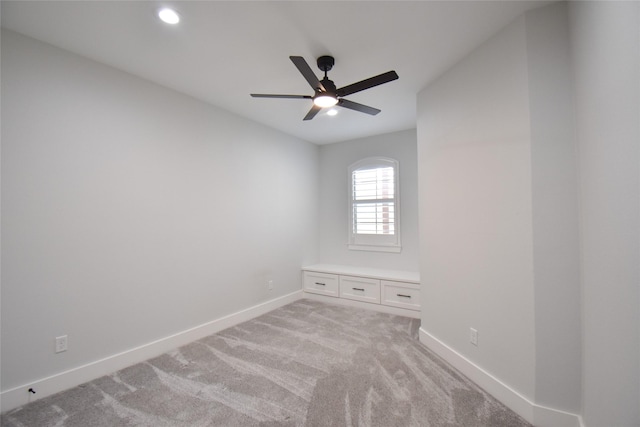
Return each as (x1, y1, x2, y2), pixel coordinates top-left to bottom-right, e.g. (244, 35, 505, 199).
(348, 157, 401, 252)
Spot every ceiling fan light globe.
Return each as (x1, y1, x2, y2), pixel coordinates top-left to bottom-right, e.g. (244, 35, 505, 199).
(313, 95, 338, 108)
(158, 8, 180, 24)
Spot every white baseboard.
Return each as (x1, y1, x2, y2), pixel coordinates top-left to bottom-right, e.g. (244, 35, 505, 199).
(1, 290, 303, 413)
(419, 327, 582, 427)
(303, 292, 421, 319)
(533, 405, 585, 427)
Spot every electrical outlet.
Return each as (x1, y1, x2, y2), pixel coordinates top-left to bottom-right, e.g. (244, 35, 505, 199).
(267, 280, 274, 290)
(55, 335, 68, 353)
(470, 328, 478, 346)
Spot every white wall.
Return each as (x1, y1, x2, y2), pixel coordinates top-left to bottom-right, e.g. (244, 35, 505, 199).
(1, 30, 318, 392)
(569, 2, 640, 426)
(417, 14, 537, 404)
(317, 129, 419, 272)
(418, 2, 640, 425)
(525, 3, 582, 414)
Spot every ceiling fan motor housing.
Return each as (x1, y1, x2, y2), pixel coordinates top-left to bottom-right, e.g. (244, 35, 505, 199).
(320, 78, 337, 94)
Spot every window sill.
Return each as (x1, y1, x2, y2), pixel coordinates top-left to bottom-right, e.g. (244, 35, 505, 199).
(348, 244, 401, 253)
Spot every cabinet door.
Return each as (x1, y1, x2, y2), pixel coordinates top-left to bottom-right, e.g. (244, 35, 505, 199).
(339, 276, 381, 304)
(303, 271, 339, 297)
(381, 280, 420, 311)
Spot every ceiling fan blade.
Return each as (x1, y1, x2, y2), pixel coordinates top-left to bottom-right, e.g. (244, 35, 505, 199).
(336, 71, 399, 97)
(338, 99, 381, 116)
(250, 94, 312, 99)
(303, 104, 322, 121)
(290, 56, 326, 92)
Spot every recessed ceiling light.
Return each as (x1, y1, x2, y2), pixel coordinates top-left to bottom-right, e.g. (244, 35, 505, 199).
(158, 8, 180, 24)
(327, 109, 338, 116)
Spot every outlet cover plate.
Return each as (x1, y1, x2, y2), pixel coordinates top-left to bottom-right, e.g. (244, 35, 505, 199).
(470, 328, 478, 346)
(55, 335, 68, 353)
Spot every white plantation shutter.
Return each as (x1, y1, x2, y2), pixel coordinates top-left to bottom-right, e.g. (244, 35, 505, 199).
(348, 158, 401, 252)
(352, 167, 395, 234)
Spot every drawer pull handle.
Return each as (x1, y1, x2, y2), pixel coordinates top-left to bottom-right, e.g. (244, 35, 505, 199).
(353, 287, 365, 292)
(314, 282, 326, 286)
(397, 294, 412, 298)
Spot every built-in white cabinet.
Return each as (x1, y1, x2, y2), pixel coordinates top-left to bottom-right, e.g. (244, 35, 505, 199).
(303, 271, 339, 297)
(302, 264, 420, 317)
(381, 280, 420, 311)
(340, 276, 381, 304)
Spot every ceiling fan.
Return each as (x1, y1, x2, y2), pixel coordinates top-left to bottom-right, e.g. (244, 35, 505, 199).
(251, 55, 399, 121)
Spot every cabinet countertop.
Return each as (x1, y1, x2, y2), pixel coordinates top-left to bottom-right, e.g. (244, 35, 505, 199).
(302, 264, 420, 284)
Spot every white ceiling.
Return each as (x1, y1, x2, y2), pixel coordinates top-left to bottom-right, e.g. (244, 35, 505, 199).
(1, 1, 550, 145)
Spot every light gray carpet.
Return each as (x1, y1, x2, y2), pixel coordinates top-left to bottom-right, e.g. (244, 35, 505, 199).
(1, 299, 531, 426)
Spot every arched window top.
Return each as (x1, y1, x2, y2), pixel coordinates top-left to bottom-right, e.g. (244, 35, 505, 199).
(348, 157, 401, 253)
(349, 157, 398, 172)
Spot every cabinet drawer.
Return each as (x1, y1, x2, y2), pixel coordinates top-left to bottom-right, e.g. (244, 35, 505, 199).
(303, 271, 339, 297)
(381, 280, 420, 311)
(340, 275, 380, 304)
